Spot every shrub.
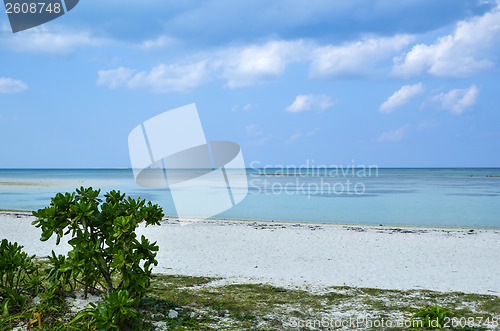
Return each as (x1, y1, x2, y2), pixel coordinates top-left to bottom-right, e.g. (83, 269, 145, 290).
(411, 303, 454, 329)
(32, 187, 164, 300)
(0, 239, 40, 315)
(71, 289, 139, 330)
(0, 239, 43, 329)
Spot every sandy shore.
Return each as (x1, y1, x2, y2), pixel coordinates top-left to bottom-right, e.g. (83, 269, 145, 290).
(0, 179, 122, 190)
(1, 212, 499, 295)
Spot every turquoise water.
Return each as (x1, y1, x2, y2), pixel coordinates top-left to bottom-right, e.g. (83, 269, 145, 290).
(0, 168, 499, 228)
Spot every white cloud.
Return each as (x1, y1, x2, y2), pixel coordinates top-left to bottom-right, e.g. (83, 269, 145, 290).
(1, 26, 108, 54)
(97, 67, 136, 88)
(220, 35, 415, 86)
(0, 77, 28, 93)
(128, 62, 209, 92)
(376, 124, 410, 142)
(433, 85, 479, 115)
(97, 40, 307, 92)
(310, 34, 413, 78)
(140, 35, 176, 49)
(393, 4, 500, 78)
(97, 62, 209, 93)
(220, 40, 306, 88)
(286, 94, 335, 113)
(379, 83, 424, 113)
(93, 33, 427, 93)
(96, 27, 480, 94)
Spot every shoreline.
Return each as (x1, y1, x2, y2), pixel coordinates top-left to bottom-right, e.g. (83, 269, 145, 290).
(4, 210, 499, 232)
(1, 212, 499, 296)
(0, 179, 123, 190)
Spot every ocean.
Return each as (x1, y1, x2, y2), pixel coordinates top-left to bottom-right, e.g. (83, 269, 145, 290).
(0, 168, 499, 229)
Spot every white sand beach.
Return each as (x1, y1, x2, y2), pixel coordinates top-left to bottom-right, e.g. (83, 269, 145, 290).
(1, 212, 499, 296)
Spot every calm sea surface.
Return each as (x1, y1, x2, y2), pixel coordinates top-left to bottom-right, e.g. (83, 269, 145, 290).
(0, 168, 499, 229)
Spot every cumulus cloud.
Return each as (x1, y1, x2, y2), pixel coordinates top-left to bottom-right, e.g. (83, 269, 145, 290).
(128, 62, 209, 92)
(393, 4, 500, 77)
(433, 85, 479, 114)
(97, 62, 209, 93)
(379, 83, 424, 113)
(220, 40, 306, 88)
(376, 124, 410, 142)
(97, 40, 307, 92)
(310, 35, 413, 78)
(286, 94, 335, 113)
(99, 34, 417, 93)
(102, 23, 500, 94)
(1, 26, 108, 54)
(0, 77, 28, 93)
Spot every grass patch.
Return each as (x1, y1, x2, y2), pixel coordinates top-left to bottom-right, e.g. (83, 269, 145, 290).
(2, 273, 498, 330)
(146, 275, 500, 330)
(479, 297, 500, 315)
(151, 274, 217, 289)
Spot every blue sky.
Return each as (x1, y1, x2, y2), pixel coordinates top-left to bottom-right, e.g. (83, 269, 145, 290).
(0, 0, 499, 168)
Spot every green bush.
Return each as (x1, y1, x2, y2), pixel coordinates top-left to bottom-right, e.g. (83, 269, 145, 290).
(0, 239, 40, 316)
(0, 239, 43, 329)
(32, 187, 164, 300)
(411, 303, 454, 329)
(71, 289, 139, 330)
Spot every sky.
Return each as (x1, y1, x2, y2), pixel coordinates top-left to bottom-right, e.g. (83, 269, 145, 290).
(0, 0, 499, 168)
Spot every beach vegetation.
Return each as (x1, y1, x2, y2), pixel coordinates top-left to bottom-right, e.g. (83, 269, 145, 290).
(478, 297, 500, 315)
(411, 303, 454, 328)
(0, 239, 40, 318)
(70, 289, 139, 330)
(142, 275, 499, 330)
(1, 266, 499, 330)
(32, 187, 163, 300)
(29, 187, 163, 330)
